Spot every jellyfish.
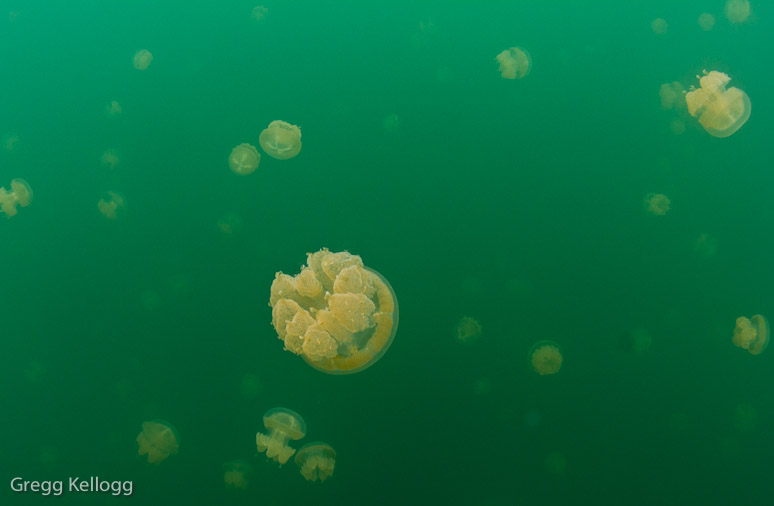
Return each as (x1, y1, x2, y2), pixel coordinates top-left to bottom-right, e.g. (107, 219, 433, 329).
(136, 420, 179, 464)
(3, 134, 20, 151)
(97, 191, 127, 220)
(725, 0, 751, 23)
(0, 178, 32, 217)
(733, 403, 758, 432)
(295, 442, 336, 482)
(105, 100, 122, 117)
(651, 18, 668, 35)
(223, 460, 253, 490)
(383, 113, 400, 133)
(694, 233, 718, 257)
(619, 328, 653, 353)
(256, 408, 306, 465)
(495, 47, 531, 79)
(269, 248, 399, 374)
(685, 70, 750, 138)
(229, 143, 260, 175)
(455, 316, 482, 344)
(659, 82, 685, 110)
(698, 13, 716, 31)
(259, 120, 302, 160)
(732, 315, 769, 355)
(529, 340, 563, 375)
(217, 212, 243, 236)
(251, 5, 269, 22)
(644, 193, 670, 216)
(133, 49, 153, 70)
(544, 451, 567, 475)
(101, 149, 120, 169)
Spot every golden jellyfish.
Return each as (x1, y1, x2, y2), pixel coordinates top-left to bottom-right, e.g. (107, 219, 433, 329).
(644, 193, 670, 216)
(251, 5, 269, 22)
(529, 340, 563, 375)
(698, 13, 716, 31)
(101, 149, 119, 170)
(3, 134, 20, 151)
(259, 120, 302, 160)
(455, 316, 482, 344)
(223, 460, 253, 490)
(659, 82, 685, 110)
(133, 49, 153, 71)
(732, 315, 769, 355)
(295, 442, 336, 483)
(269, 248, 399, 374)
(256, 408, 306, 465)
(136, 420, 179, 464)
(651, 18, 668, 35)
(97, 191, 127, 220)
(685, 70, 750, 138)
(725, 0, 751, 23)
(217, 212, 243, 236)
(0, 178, 32, 217)
(105, 100, 122, 117)
(495, 47, 531, 79)
(229, 143, 260, 175)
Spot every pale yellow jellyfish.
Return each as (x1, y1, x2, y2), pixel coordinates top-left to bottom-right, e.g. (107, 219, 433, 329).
(0, 178, 32, 217)
(223, 460, 252, 490)
(217, 212, 243, 236)
(651, 18, 668, 35)
(105, 100, 122, 117)
(97, 191, 127, 220)
(269, 248, 399, 374)
(732, 315, 769, 355)
(495, 47, 531, 79)
(256, 408, 306, 465)
(685, 70, 750, 138)
(659, 82, 685, 110)
(251, 5, 269, 22)
(529, 340, 563, 375)
(644, 193, 670, 216)
(295, 442, 336, 482)
(3, 134, 20, 151)
(136, 420, 179, 464)
(698, 12, 716, 31)
(101, 149, 120, 169)
(229, 143, 260, 175)
(259, 120, 302, 160)
(133, 49, 153, 70)
(725, 0, 751, 23)
(455, 316, 482, 344)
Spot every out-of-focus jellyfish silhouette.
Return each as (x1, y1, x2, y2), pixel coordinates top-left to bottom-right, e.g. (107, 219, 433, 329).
(694, 233, 718, 257)
(295, 442, 336, 482)
(251, 5, 268, 22)
(2, 134, 20, 152)
(259, 120, 302, 160)
(544, 451, 567, 475)
(495, 47, 531, 79)
(0, 178, 32, 217)
(101, 149, 120, 169)
(383, 113, 400, 133)
(732, 315, 769, 355)
(97, 191, 127, 220)
(229, 143, 260, 175)
(240, 373, 263, 399)
(256, 408, 306, 465)
(644, 193, 670, 216)
(136, 420, 179, 464)
(473, 377, 491, 395)
(133, 49, 153, 70)
(455, 316, 482, 344)
(223, 460, 253, 490)
(529, 340, 563, 375)
(725, 0, 751, 23)
(659, 82, 685, 110)
(270, 248, 399, 374)
(698, 13, 716, 31)
(651, 18, 668, 34)
(105, 100, 122, 117)
(217, 212, 243, 236)
(619, 328, 653, 353)
(685, 70, 750, 138)
(733, 403, 757, 432)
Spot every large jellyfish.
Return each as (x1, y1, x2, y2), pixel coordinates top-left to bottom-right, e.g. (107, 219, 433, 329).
(295, 442, 336, 482)
(269, 248, 399, 374)
(136, 420, 179, 464)
(223, 460, 253, 490)
(256, 408, 306, 465)
(455, 316, 482, 344)
(0, 178, 32, 217)
(97, 191, 127, 220)
(228, 143, 260, 175)
(495, 47, 531, 79)
(133, 49, 153, 71)
(698, 13, 716, 31)
(259, 120, 302, 160)
(101, 149, 120, 170)
(725, 0, 751, 23)
(644, 193, 670, 216)
(732, 315, 769, 355)
(685, 71, 750, 138)
(529, 340, 563, 375)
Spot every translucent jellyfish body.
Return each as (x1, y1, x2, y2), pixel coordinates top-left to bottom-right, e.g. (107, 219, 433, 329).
(256, 408, 306, 465)
(455, 316, 482, 344)
(229, 143, 260, 175)
(133, 49, 153, 70)
(136, 419, 179, 464)
(97, 191, 127, 220)
(659, 82, 685, 110)
(725, 0, 751, 23)
(0, 178, 32, 217)
(529, 340, 563, 375)
(259, 120, 302, 160)
(495, 47, 531, 79)
(644, 193, 670, 216)
(685, 71, 750, 138)
(223, 460, 253, 490)
(295, 442, 336, 482)
(732, 315, 769, 355)
(269, 248, 399, 374)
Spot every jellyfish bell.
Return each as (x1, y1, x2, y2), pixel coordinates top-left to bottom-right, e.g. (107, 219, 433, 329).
(97, 191, 127, 220)
(725, 0, 751, 23)
(251, 5, 269, 22)
(294, 442, 336, 482)
(223, 460, 253, 490)
(0, 178, 32, 217)
(136, 419, 179, 464)
(528, 340, 563, 375)
(133, 49, 153, 71)
(651, 18, 668, 35)
(698, 12, 716, 31)
(228, 143, 260, 175)
(105, 100, 122, 117)
(259, 120, 302, 160)
(732, 314, 769, 355)
(644, 193, 670, 216)
(495, 47, 531, 79)
(455, 316, 482, 344)
(256, 407, 306, 465)
(685, 70, 750, 138)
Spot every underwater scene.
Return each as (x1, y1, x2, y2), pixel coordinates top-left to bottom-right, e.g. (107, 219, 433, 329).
(1, 1, 772, 505)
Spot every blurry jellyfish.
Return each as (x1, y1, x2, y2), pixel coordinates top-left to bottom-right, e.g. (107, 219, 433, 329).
(101, 149, 120, 169)
(495, 47, 531, 79)
(269, 248, 399, 374)
(732, 315, 769, 355)
(455, 316, 483, 344)
(733, 403, 757, 432)
(659, 82, 685, 110)
(544, 451, 567, 475)
(725, 0, 751, 23)
(136, 420, 179, 464)
(229, 143, 260, 175)
(693, 233, 718, 257)
(669, 118, 686, 135)
(217, 212, 243, 236)
(105, 100, 122, 117)
(0, 178, 32, 217)
(295, 442, 336, 482)
(3, 134, 20, 151)
(529, 340, 563, 375)
(97, 191, 127, 220)
(685, 70, 750, 138)
(643, 193, 670, 216)
(651, 18, 668, 35)
(698, 13, 716, 31)
(240, 373, 263, 399)
(133, 49, 153, 70)
(223, 460, 253, 490)
(251, 5, 269, 22)
(619, 328, 653, 353)
(256, 407, 306, 465)
(383, 113, 400, 133)
(259, 120, 302, 160)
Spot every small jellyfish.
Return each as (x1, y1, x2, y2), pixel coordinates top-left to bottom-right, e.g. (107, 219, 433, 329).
(529, 340, 563, 375)
(651, 18, 668, 35)
(295, 442, 336, 482)
(732, 315, 769, 355)
(3, 134, 20, 151)
(698, 13, 716, 31)
(136, 419, 179, 464)
(725, 0, 751, 23)
(217, 212, 243, 236)
(259, 120, 302, 160)
(256, 407, 306, 465)
(101, 149, 120, 169)
(133, 49, 153, 71)
(97, 191, 127, 220)
(251, 5, 269, 22)
(229, 143, 260, 175)
(495, 47, 531, 79)
(544, 451, 567, 475)
(644, 193, 670, 216)
(455, 316, 482, 344)
(685, 70, 750, 138)
(105, 100, 122, 117)
(223, 460, 253, 490)
(0, 178, 32, 217)
(694, 233, 718, 257)
(383, 113, 400, 133)
(619, 328, 653, 353)
(659, 82, 685, 110)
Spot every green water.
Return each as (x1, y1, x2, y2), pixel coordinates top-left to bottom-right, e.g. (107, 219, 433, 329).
(1, 1, 771, 505)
